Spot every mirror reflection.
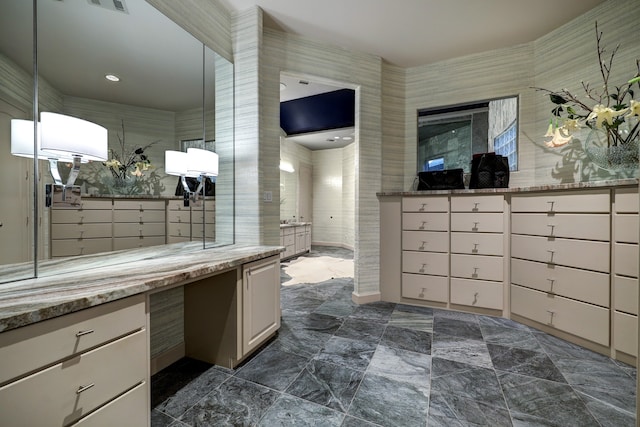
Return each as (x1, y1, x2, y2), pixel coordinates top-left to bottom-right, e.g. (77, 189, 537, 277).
(0, 0, 234, 284)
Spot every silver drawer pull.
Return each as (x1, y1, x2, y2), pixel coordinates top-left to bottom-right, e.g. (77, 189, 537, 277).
(473, 202, 479, 211)
(419, 241, 427, 250)
(472, 292, 479, 305)
(75, 329, 94, 337)
(547, 250, 555, 263)
(419, 203, 427, 211)
(419, 221, 427, 230)
(546, 310, 555, 326)
(419, 263, 427, 273)
(472, 221, 479, 231)
(547, 201, 555, 211)
(418, 287, 426, 298)
(472, 243, 479, 253)
(76, 383, 95, 394)
(472, 267, 479, 278)
(547, 278, 556, 293)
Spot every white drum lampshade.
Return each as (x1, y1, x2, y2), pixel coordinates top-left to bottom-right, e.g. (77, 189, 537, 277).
(40, 112, 108, 162)
(187, 148, 218, 177)
(10, 119, 48, 159)
(165, 150, 193, 177)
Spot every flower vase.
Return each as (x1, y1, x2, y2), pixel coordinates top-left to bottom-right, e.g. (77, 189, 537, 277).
(109, 176, 139, 195)
(583, 116, 639, 171)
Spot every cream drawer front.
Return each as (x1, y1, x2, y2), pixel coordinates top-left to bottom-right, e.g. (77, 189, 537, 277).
(113, 210, 166, 223)
(511, 190, 610, 213)
(168, 223, 191, 238)
(167, 210, 191, 223)
(511, 234, 610, 273)
(614, 275, 638, 315)
(0, 331, 146, 427)
(511, 213, 610, 241)
(614, 312, 637, 357)
(614, 214, 639, 244)
(450, 195, 503, 212)
(614, 243, 638, 277)
(51, 238, 113, 257)
(51, 223, 112, 240)
(403, 213, 448, 231)
(113, 200, 165, 211)
(402, 274, 448, 303)
(70, 200, 113, 210)
(0, 295, 145, 385)
(403, 251, 449, 276)
(113, 222, 166, 237)
(113, 236, 166, 250)
(402, 231, 449, 253)
(511, 258, 609, 307)
(167, 200, 190, 211)
(192, 223, 216, 239)
(450, 254, 503, 281)
(450, 232, 503, 256)
(72, 381, 148, 427)
(450, 212, 503, 233)
(402, 197, 448, 213)
(450, 278, 503, 310)
(282, 227, 295, 236)
(511, 285, 609, 346)
(283, 234, 295, 246)
(51, 209, 112, 224)
(614, 187, 638, 213)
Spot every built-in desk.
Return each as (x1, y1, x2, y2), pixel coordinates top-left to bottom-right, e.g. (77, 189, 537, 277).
(0, 242, 283, 426)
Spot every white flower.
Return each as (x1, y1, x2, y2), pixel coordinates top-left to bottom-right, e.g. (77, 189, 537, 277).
(562, 119, 581, 133)
(545, 127, 573, 148)
(629, 99, 640, 117)
(587, 104, 628, 128)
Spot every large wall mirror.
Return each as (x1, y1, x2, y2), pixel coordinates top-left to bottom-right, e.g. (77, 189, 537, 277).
(0, 0, 234, 284)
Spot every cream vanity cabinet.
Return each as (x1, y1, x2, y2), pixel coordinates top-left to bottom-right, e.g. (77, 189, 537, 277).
(50, 199, 113, 257)
(510, 189, 611, 347)
(450, 195, 505, 311)
(113, 199, 166, 250)
(0, 295, 148, 426)
(167, 199, 216, 243)
(612, 187, 639, 360)
(401, 196, 450, 304)
(280, 224, 311, 260)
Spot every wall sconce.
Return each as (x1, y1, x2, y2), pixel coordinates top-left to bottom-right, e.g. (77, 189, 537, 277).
(279, 160, 295, 173)
(165, 148, 218, 207)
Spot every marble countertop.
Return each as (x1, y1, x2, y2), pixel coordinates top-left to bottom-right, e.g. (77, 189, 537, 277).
(377, 178, 638, 197)
(0, 243, 283, 333)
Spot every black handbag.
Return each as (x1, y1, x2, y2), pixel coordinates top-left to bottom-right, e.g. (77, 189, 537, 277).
(175, 176, 216, 196)
(417, 168, 465, 190)
(469, 153, 509, 189)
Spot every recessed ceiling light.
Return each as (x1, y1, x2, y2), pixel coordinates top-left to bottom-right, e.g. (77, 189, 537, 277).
(105, 74, 120, 82)
(334, 136, 341, 140)
(343, 136, 353, 141)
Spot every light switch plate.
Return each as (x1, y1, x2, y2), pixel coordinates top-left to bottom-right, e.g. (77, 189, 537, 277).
(263, 191, 273, 203)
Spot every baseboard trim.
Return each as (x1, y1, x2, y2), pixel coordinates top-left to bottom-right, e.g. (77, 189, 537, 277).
(150, 342, 185, 375)
(352, 291, 381, 305)
(312, 241, 354, 251)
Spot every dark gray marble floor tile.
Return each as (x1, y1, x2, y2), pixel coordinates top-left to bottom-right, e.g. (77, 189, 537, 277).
(314, 336, 377, 371)
(575, 388, 636, 427)
(314, 298, 357, 318)
(257, 394, 345, 426)
(280, 294, 326, 313)
(151, 358, 215, 408)
(179, 377, 280, 427)
(394, 304, 434, 316)
(380, 325, 432, 354)
(428, 390, 512, 427)
(348, 373, 429, 427)
(349, 301, 396, 322)
(285, 359, 363, 413)
(433, 317, 483, 341)
(430, 357, 506, 408)
(151, 409, 182, 427)
(426, 414, 472, 427)
(497, 371, 600, 427)
(432, 334, 492, 369)
(478, 315, 531, 331)
(269, 325, 334, 358)
(340, 416, 382, 426)
(281, 312, 344, 335)
(487, 343, 566, 383)
(612, 359, 637, 378)
(388, 310, 433, 332)
(367, 345, 430, 387)
(480, 324, 542, 351)
(334, 318, 385, 343)
(532, 331, 613, 363)
(236, 346, 310, 391)
(155, 367, 231, 418)
(433, 309, 479, 323)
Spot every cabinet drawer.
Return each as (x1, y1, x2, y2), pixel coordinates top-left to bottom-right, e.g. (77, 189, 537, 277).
(511, 213, 610, 241)
(450, 278, 503, 310)
(403, 212, 448, 231)
(113, 209, 166, 223)
(113, 222, 166, 237)
(402, 251, 449, 276)
(70, 199, 113, 210)
(72, 381, 148, 426)
(614, 243, 638, 277)
(614, 275, 638, 315)
(192, 223, 215, 239)
(614, 187, 638, 213)
(451, 195, 503, 212)
(510, 258, 609, 307)
(450, 232, 503, 256)
(402, 197, 448, 213)
(614, 311, 637, 357)
(402, 274, 448, 303)
(402, 231, 449, 253)
(450, 254, 503, 281)
(167, 200, 190, 211)
(511, 284, 609, 346)
(283, 234, 295, 246)
(51, 209, 113, 224)
(281, 226, 295, 236)
(450, 212, 503, 233)
(113, 236, 166, 250)
(614, 214, 639, 244)
(511, 234, 610, 273)
(113, 200, 165, 211)
(511, 190, 610, 213)
(167, 210, 191, 223)
(0, 295, 145, 385)
(0, 330, 146, 427)
(51, 223, 112, 240)
(168, 222, 191, 238)
(51, 238, 113, 257)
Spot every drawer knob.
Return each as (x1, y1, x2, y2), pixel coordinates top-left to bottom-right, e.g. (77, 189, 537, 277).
(472, 267, 479, 278)
(546, 310, 555, 326)
(76, 329, 95, 337)
(473, 202, 479, 211)
(419, 263, 427, 273)
(419, 203, 427, 211)
(547, 278, 556, 293)
(546, 201, 555, 212)
(419, 287, 426, 298)
(472, 243, 479, 253)
(77, 383, 95, 394)
(546, 250, 555, 264)
(472, 222, 479, 231)
(419, 221, 427, 230)
(419, 241, 427, 250)
(547, 224, 556, 236)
